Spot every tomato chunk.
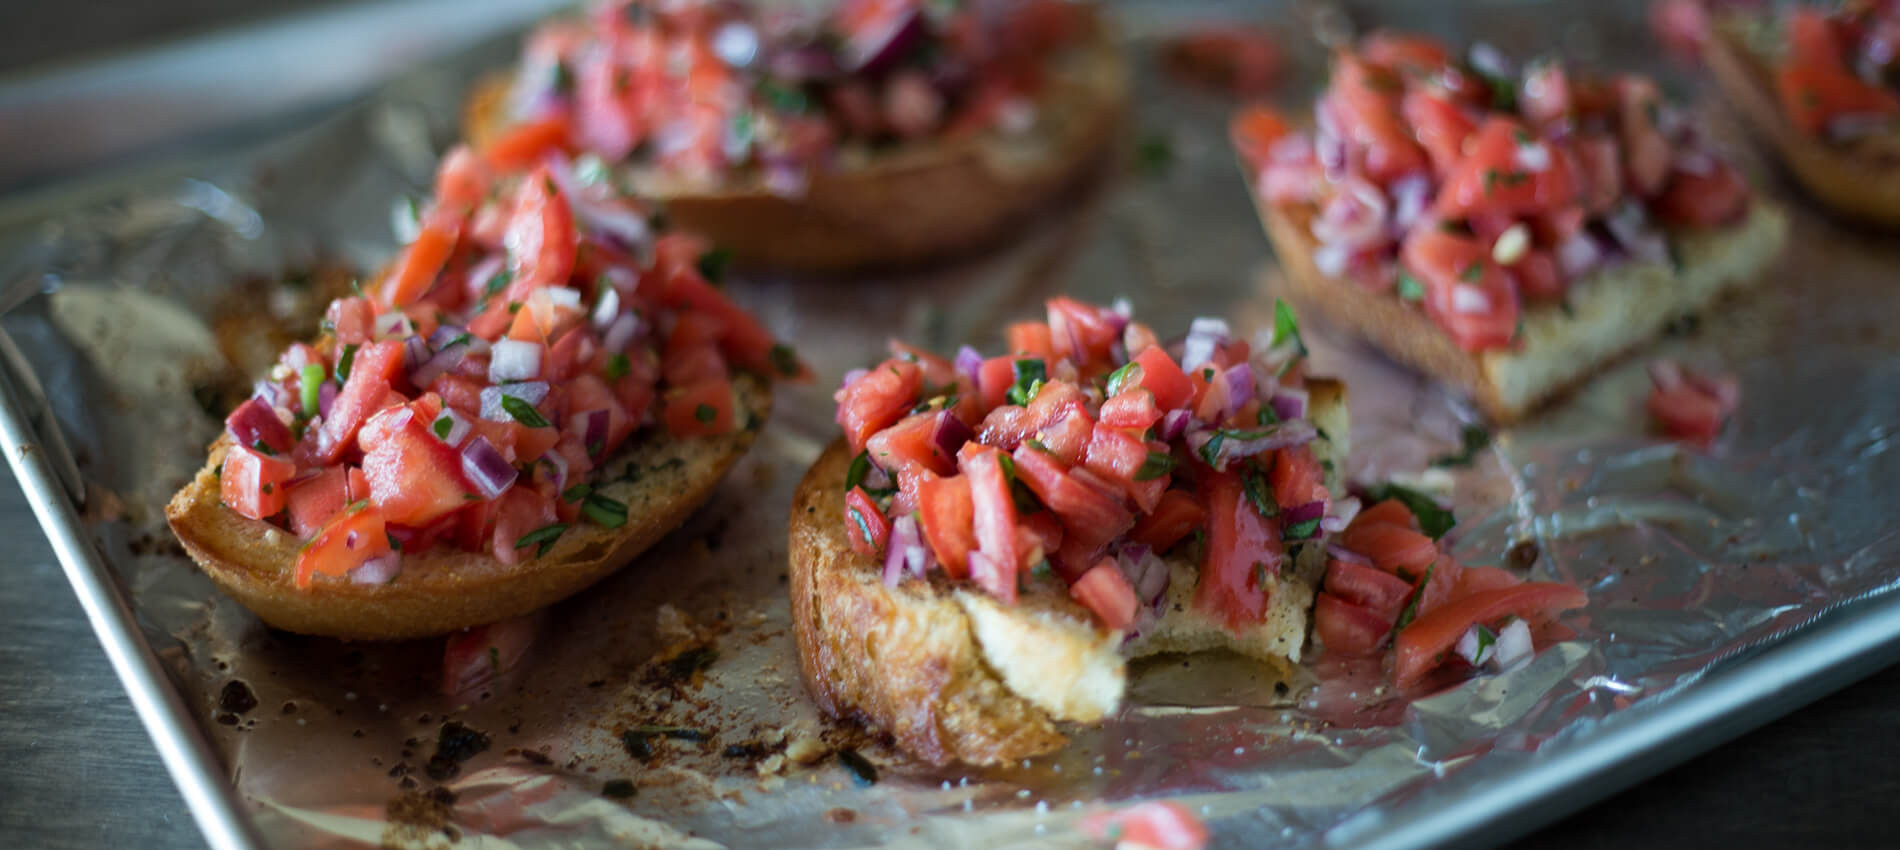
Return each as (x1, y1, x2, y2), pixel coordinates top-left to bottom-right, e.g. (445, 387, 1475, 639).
(1080, 801, 1210, 850)
(866, 411, 958, 477)
(315, 340, 406, 465)
(1070, 559, 1139, 631)
(286, 466, 350, 538)
(1194, 469, 1281, 632)
(1325, 558, 1414, 623)
(1128, 489, 1205, 552)
(220, 443, 296, 521)
(1314, 593, 1392, 656)
(916, 472, 977, 578)
(1394, 582, 1588, 686)
(361, 411, 476, 527)
(665, 379, 737, 436)
(294, 504, 391, 588)
(837, 359, 923, 453)
(502, 167, 578, 300)
(845, 487, 890, 559)
(1011, 444, 1133, 553)
(1128, 346, 1193, 411)
(960, 445, 1021, 603)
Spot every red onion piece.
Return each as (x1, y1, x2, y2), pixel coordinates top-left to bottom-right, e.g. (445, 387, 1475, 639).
(373, 311, 414, 340)
(489, 339, 543, 382)
(480, 381, 550, 422)
(1495, 619, 1534, 669)
(954, 346, 983, 388)
(601, 312, 641, 355)
(768, 44, 842, 81)
(885, 515, 923, 587)
(930, 410, 974, 461)
(317, 381, 338, 419)
(1220, 365, 1256, 420)
(1555, 230, 1603, 278)
(591, 286, 621, 330)
(1269, 386, 1309, 422)
(1311, 175, 1390, 249)
(845, 8, 924, 74)
(862, 460, 893, 491)
(840, 367, 869, 392)
(578, 409, 611, 458)
(1283, 500, 1326, 525)
(1455, 624, 1495, 667)
(1181, 317, 1231, 370)
(1647, 358, 1685, 393)
(431, 407, 472, 447)
(1321, 497, 1362, 535)
(1187, 420, 1319, 469)
(461, 436, 517, 499)
(1158, 408, 1194, 442)
(349, 552, 403, 585)
(1388, 173, 1432, 236)
(402, 334, 432, 371)
(541, 448, 569, 491)
(411, 338, 470, 389)
(225, 397, 293, 455)
(1672, 149, 1717, 177)
(1325, 543, 1373, 566)
(1825, 112, 1896, 143)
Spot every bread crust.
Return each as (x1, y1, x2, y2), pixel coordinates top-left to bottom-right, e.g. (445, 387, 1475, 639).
(1705, 18, 1900, 229)
(1257, 180, 1785, 423)
(464, 12, 1128, 272)
(788, 381, 1348, 766)
(165, 374, 769, 640)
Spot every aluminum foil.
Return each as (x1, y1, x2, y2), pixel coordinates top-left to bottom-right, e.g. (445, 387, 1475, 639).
(4, 1, 1900, 848)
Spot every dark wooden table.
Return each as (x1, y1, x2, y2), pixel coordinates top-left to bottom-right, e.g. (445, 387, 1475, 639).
(2, 2, 1896, 848)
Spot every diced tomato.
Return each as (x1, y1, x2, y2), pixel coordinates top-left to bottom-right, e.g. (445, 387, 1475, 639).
(1325, 558, 1415, 623)
(293, 503, 390, 588)
(867, 412, 958, 477)
(285, 466, 349, 537)
(1786, 7, 1847, 69)
(1083, 424, 1166, 512)
(1456, 564, 1524, 597)
(563, 373, 635, 458)
(665, 379, 737, 436)
(1011, 444, 1133, 553)
(960, 445, 1021, 603)
(888, 340, 957, 388)
(1411, 554, 1464, 621)
(480, 115, 572, 173)
(1269, 445, 1329, 513)
(1573, 132, 1625, 214)
(1128, 489, 1205, 552)
(1035, 407, 1095, 466)
(440, 614, 537, 697)
(384, 222, 456, 308)
(1046, 296, 1123, 366)
(1655, 160, 1751, 227)
(1352, 498, 1420, 532)
(1079, 801, 1210, 850)
(1648, 372, 1732, 443)
(844, 487, 890, 559)
(1402, 88, 1478, 176)
(432, 146, 491, 215)
(661, 273, 798, 380)
(315, 340, 406, 464)
(1230, 105, 1293, 171)
(977, 354, 1027, 411)
(219, 443, 295, 521)
(1401, 224, 1521, 352)
(1194, 469, 1281, 632)
(1616, 76, 1672, 197)
(1314, 593, 1392, 656)
(1434, 118, 1578, 218)
(916, 472, 977, 578)
(1006, 322, 1056, 361)
(1394, 583, 1588, 686)
(361, 413, 476, 527)
(837, 358, 922, 452)
(1099, 389, 1163, 431)
(1339, 521, 1438, 576)
(1512, 249, 1565, 301)
(1329, 53, 1430, 183)
(224, 397, 293, 456)
(1016, 510, 1064, 564)
(1129, 346, 1194, 412)
(326, 297, 376, 346)
(502, 168, 578, 300)
(491, 485, 559, 566)
(1518, 61, 1573, 129)
(1070, 560, 1139, 631)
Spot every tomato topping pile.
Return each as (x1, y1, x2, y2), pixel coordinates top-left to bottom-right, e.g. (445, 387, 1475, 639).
(219, 127, 801, 587)
(1235, 31, 1757, 352)
(1078, 801, 1210, 850)
(499, 0, 1091, 190)
(834, 297, 1350, 633)
(1646, 358, 1741, 444)
(1313, 491, 1587, 688)
(1767, 4, 1900, 140)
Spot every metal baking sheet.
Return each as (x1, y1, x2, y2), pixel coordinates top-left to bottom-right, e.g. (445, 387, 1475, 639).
(4, 1, 1900, 848)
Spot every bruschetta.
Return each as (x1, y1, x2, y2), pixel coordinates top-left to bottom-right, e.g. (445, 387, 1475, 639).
(789, 297, 1352, 765)
(463, 0, 1128, 272)
(1705, 2, 1900, 227)
(166, 141, 801, 640)
(1237, 32, 1787, 423)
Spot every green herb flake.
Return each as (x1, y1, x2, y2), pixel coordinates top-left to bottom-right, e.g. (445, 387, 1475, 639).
(694, 403, 716, 423)
(1104, 361, 1141, 397)
(1430, 424, 1493, 468)
(1134, 450, 1175, 481)
(251, 439, 277, 456)
(1482, 168, 1500, 195)
(501, 395, 551, 428)
(1006, 358, 1046, 406)
(1284, 518, 1321, 541)
(845, 451, 873, 492)
(763, 343, 801, 377)
(696, 247, 733, 284)
(1362, 482, 1456, 539)
(582, 493, 629, 528)
(1241, 465, 1278, 518)
(299, 364, 325, 417)
(1397, 271, 1425, 302)
(758, 80, 811, 113)
(604, 352, 631, 380)
(602, 778, 636, 799)
(1461, 261, 1484, 283)
(1474, 623, 1497, 660)
(335, 343, 360, 386)
(1273, 298, 1308, 358)
(485, 267, 513, 297)
(1199, 430, 1228, 467)
(259, 482, 273, 495)
(1394, 560, 1437, 631)
(433, 415, 454, 441)
(515, 522, 568, 556)
(1135, 134, 1174, 176)
(562, 483, 593, 503)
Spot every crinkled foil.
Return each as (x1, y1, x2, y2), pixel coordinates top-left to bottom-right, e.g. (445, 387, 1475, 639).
(4, 1, 1900, 848)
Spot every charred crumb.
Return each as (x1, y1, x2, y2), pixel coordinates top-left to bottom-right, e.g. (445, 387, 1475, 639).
(425, 721, 492, 781)
(217, 680, 257, 715)
(587, 680, 607, 689)
(602, 779, 637, 799)
(825, 807, 858, 824)
(659, 647, 718, 683)
(214, 712, 239, 726)
(722, 742, 770, 761)
(836, 749, 878, 786)
(622, 730, 655, 761)
(515, 748, 553, 767)
(1507, 540, 1541, 570)
(388, 762, 409, 779)
(1663, 313, 1701, 337)
(280, 701, 297, 715)
(398, 775, 419, 790)
(429, 787, 458, 806)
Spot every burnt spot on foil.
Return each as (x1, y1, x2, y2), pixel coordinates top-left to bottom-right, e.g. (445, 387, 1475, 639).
(425, 721, 492, 782)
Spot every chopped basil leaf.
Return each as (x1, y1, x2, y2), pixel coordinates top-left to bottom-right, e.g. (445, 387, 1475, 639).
(1397, 271, 1425, 302)
(845, 451, 872, 492)
(696, 247, 733, 284)
(604, 352, 631, 380)
(508, 300, 523, 314)
(1031, 559, 1053, 578)
(387, 532, 402, 551)
(1134, 450, 1174, 481)
(1009, 479, 1043, 515)
(562, 483, 593, 503)
(1273, 298, 1307, 357)
(1362, 482, 1456, 539)
(502, 396, 551, 428)
(259, 482, 273, 494)
(485, 268, 512, 297)
(758, 80, 811, 114)
(1241, 464, 1278, 518)
(1284, 517, 1321, 541)
(251, 439, 276, 456)
(1431, 424, 1493, 468)
(694, 403, 716, 423)
(582, 493, 629, 528)
(769, 343, 800, 377)
(1006, 358, 1046, 406)
(552, 60, 575, 95)
(1198, 430, 1227, 467)
(335, 343, 360, 386)
(1461, 261, 1484, 283)
(1475, 623, 1497, 659)
(1023, 438, 1049, 453)
(299, 364, 325, 417)
(1394, 560, 1437, 631)
(1104, 361, 1140, 397)
(433, 415, 453, 440)
(515, 522, 568, 556)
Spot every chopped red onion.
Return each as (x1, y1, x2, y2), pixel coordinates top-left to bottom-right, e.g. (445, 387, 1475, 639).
(1555, 230, 1604, 278)
(1220, 365, 1256, 420)
(768, 44, 842, 81)
(1495, 619, 1534, 669)
(1388, 173, 1432, 235)
(461, 435, 517, 499)
(349, 552, 403, 585)
(428, 324, 468, 349)
(465, 255, 504, 297)
(954, 346, 983, 388)
(602, 312, 641, 355)
(1283, 500, 1326, 525)
(1455, 624, 1496, 667)
(541, 448, 569, 491)
(1313, 242, 1351, 278)
(1310, 175, 1390, 249)
(1468, 42, 1514, 80)
(885, 515, 924, 587)
(1452, 285, 1493, 314)
(480, 381, 549, 422)
(1187, 420, 1319, 468)
(1647, 358, 1685, 392)
(411, 336, 470, 389)
(1325, 543, 1373, 566)
(225, 397, 293, 454)
(318, 381, 338, 418)
(1108, 340, 1130, 367)
(546, 155, 653, 253)
(402, 334, 432, 371)
(373, 311, 415, 340)
(1115, 544, 1171, 608)
(845, 7, 924, 74)
(1321, 497, 1362, 535)
(1181, 317, 1231, 370)
(712, 21, 760, 67)
(543, 286, 583, 312)
(862, 459, 893, 491)
(489, 339, 543, 382)
(577, 409, 611, 458)
(431, 407, 472, 447)
(1158, 408, 1193, 442)
(1671, 149, 1717, 177)
(1514, 140, 1552, 173)
(1604, 202, 1671, 264)
(1269, 386, 1309, 422)
(762, 160, 810, 198)
(841, 368, 868, 392)
(930, 410, 974, 461)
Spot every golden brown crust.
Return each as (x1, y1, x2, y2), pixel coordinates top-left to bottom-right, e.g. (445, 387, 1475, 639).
(165, 374, 769, 640)
(788, 440, 1069, 766)
(464, 12, 1128, 272)
(1705, 19, 1900, 229)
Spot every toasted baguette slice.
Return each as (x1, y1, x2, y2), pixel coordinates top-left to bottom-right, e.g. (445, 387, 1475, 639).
(788, 380, 1346, 766)
(1705, 17, 1900, 229)
(1258, 194, 1786, 424)
(464, 13, 1127, 272)
(166, 374, 769, 640)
